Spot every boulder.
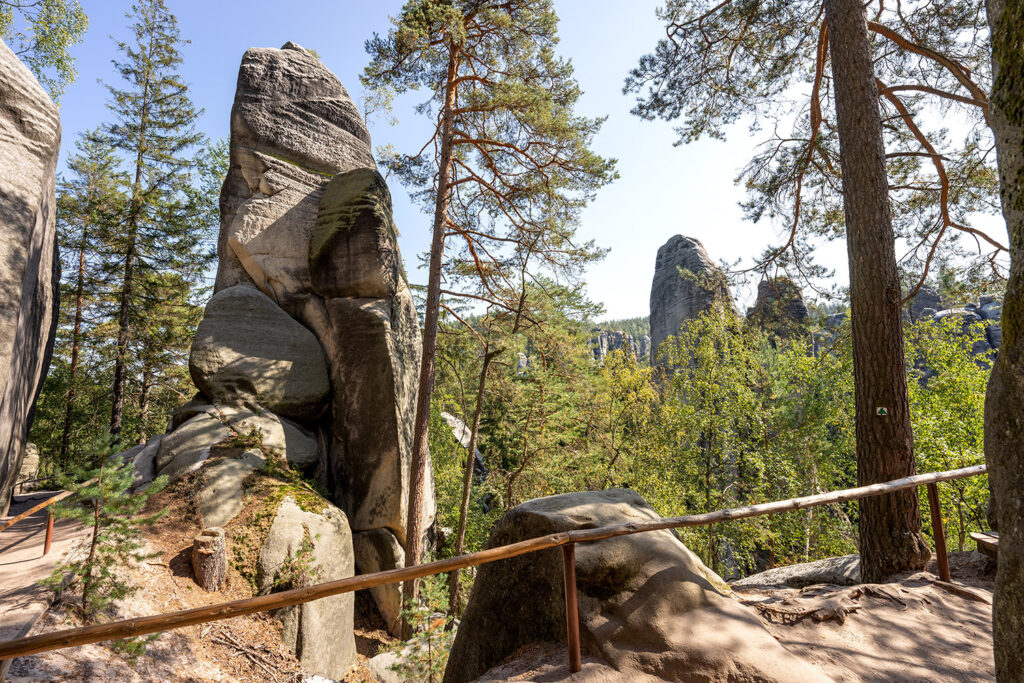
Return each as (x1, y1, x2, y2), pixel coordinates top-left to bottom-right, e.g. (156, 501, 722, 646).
(317, 291, 433, 542)
(353, 528, 405, 635)
(215, 42, 375, 310)
(16, 443, 39, 489)
(128, 435, 163, 491)
(649, 235, 732, 364)
(259, 497, 356, 679)
(0, 40, 61, 515)
(197, 450, 264, 528)
(155, 412, 233, 482)
(444, 489, 827, 683)
(310, 168, 401, 299)
(731, 555, 860, 589)
(217, 404, 319, 470)
(189, 286, 330, 421)
(310, 169, 432, 545)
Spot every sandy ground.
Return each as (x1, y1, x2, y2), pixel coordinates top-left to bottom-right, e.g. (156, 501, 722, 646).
(474, 552, 995, 682)
(738, 552, 995, 682)
(5, 484, 393, 682)
(1, 492, 90, 645)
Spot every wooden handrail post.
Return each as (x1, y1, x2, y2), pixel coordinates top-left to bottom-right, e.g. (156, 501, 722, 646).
(43, 509, 54, 556)
(561, 543, 581, 674)
(925, 482, 951, 582)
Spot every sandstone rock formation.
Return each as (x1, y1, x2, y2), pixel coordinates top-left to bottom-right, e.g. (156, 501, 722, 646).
(444, 489, 828, 682)
(747, 277, 809, 340)
(189, 286, 330, 420)
(0, 40, 61, 516)
(589, 328, 650, 364)
(258, 497, 356, 679)
(649, 235, 732, 364)
(119, 44, 433, 670)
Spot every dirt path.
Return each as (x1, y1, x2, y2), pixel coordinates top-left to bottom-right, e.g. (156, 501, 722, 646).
(0, 492, 90, 677)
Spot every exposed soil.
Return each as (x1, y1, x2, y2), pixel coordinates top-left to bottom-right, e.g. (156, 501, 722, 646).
(6, 475, 395, 682)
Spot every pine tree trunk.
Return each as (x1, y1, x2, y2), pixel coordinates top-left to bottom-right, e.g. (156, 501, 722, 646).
(109, 46, 153, 440)
(137, 366, 152, 444)
(448, 346, 496, 614)
(109, 236, 136, 438)
(824, 0, 928, 582)
(983, 0, 1024, 677)
(403, 45, 460, 633)
(60, 223, 89, 467)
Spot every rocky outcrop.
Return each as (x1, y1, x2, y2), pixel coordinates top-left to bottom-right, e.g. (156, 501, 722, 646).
(189, 286, 330, 421)
(589, 328, 650, 364)
(124, 43, 433, 660)
(649, 235, 732, 364)
(441, 411, 487, 483)
(0, 40, 61, 516)
(258, 497, 356, 679)
(747, 278, 809, 340)
(444, 489, 827, 682)
(215, 42, 374, 306)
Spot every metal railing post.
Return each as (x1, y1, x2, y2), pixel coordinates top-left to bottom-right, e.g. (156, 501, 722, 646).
(925, 482, 951, 582)
(43, 508, 54, 556)
(561, 542, 581, 674)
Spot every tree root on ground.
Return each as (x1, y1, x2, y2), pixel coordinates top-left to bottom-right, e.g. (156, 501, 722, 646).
(743, 584, 908, 625)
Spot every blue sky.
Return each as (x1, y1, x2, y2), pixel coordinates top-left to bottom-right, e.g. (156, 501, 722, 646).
(54, 0, 848, 319)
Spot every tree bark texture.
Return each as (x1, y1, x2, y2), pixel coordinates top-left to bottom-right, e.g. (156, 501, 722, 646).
(824, 0, 929, 582)
(403, 45, 460, 631)
(984, 0, 1024, 678)
(192, 527, 227, 591)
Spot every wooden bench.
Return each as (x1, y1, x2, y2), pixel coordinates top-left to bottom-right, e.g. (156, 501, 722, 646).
(970, 531, 999, 559)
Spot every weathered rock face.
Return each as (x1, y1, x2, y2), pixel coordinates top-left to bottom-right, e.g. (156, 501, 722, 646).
(589, 328, 645, 363)
(444, 489, 827, 683)
(0, 41, 61, 515)
(309, 169, 428, 550)
(215, 41, 375, 310)
(258, 497, 357, 678)
(649, 235, 732, 364)
(134, 43, 433, 650)
(189, 286, 330, 420)
(748, 278, 809, 339)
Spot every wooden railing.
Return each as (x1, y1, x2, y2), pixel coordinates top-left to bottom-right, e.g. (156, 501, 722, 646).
(0, 464, 987, 671)
(0, 479, 96, 556)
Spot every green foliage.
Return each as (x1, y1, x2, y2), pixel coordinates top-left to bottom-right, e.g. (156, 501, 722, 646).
(625, 0, 1001, 291)
(0, 0, 87, 99)
(906, 317, 991, 550)
(31, 6, 226, 465)
(387, 575, 454, 682)
(363, 0, 615, 312)
(270, 530, 321, 591)
(45, 439, 167, 624)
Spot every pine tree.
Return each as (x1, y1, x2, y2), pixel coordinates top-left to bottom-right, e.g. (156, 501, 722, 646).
(102, 0, 207, 440)
(626, 0, 1003, 294)
(54, 130, 127, 468)
(363, 0, 615, 617)
(983, 0, 1024, 676)
(824, 0, 928, 580)
(46, 440, 166, 622)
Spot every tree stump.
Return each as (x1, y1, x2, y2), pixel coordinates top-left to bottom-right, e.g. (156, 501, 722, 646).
(192, 527, 226, 591)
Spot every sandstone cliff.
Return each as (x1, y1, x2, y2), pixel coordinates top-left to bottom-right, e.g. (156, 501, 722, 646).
(0, 40, 61, 516)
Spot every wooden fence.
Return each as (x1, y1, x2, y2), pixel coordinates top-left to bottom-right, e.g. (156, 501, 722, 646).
(0, 464, 988, 672)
